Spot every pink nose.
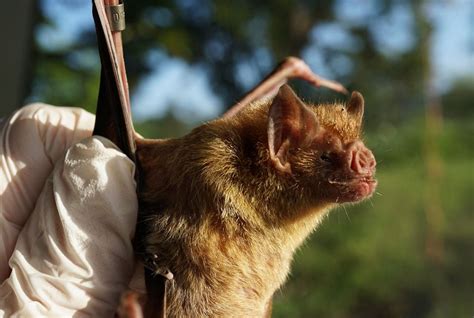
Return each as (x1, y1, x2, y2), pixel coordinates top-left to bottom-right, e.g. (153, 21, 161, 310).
(348, 141, 376, 175)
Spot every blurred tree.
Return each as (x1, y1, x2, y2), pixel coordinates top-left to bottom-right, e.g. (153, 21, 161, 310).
(28, 0, 429, 129)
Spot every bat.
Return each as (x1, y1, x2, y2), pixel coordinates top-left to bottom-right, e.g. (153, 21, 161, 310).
(132, 83, 376, 318)
(91, 1, 376, 317)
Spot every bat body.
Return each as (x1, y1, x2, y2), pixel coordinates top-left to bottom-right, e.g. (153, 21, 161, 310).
(133, 86, 376, 317)
(90, 3, 375, 315)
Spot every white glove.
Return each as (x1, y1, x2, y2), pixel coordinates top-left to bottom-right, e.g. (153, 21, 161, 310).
(0, 103, 95, 278)
(0, 104, 139, 317)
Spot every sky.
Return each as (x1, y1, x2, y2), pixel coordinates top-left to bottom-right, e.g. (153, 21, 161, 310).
(37, 0, 473, 122)
(427, 0, 474, 90)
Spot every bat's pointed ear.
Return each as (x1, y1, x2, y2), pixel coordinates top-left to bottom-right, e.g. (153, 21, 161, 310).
(267, 84, 320, 174)
(347, 91, 364, 125)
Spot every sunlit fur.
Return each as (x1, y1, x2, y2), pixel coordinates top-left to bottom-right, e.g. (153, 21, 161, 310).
(135, 96, 372, 317)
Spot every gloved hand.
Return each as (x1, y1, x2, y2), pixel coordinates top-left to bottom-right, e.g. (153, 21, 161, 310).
(0, 104, 140, 317)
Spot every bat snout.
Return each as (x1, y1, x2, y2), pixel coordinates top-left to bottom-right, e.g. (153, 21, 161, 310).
(347, 141, 376, 176)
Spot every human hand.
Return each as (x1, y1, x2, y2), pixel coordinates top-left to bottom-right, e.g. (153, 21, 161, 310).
(0, 105, 139, 317)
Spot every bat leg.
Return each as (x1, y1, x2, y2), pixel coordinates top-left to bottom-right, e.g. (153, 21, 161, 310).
(223, 56, 348, 118)
(93, 0, 136, 159)
(104, 0, 130, 109)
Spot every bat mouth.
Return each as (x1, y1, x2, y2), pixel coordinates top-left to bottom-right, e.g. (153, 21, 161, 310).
(328, 176, 377, 202)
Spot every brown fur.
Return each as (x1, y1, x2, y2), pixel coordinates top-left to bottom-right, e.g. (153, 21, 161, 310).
(134, 89, 375, 317)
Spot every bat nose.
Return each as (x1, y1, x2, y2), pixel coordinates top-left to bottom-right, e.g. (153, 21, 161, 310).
(348, 141, 376, 175)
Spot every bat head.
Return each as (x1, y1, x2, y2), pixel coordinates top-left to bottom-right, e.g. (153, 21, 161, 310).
(135, 84, 376, 228)
(266, 84, 377, 205)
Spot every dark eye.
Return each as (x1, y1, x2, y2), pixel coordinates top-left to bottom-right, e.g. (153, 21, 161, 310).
(320, 152, 332, 162)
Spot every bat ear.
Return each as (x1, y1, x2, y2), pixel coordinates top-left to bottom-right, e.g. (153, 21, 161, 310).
(347, 91, 364, 124)
(268, 84, 320, 174)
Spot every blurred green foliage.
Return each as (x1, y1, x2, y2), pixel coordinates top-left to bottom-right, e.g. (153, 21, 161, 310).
(29, 0, 473, 316)
(441, 77, 474, 120)
(135, 110, 194, 138)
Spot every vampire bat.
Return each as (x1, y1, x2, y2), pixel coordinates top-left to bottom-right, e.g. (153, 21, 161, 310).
(132, 82, 376, 318)
(91, 1, 376, 317)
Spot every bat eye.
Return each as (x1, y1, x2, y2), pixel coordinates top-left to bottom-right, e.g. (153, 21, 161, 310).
(320, 152, 332, 162)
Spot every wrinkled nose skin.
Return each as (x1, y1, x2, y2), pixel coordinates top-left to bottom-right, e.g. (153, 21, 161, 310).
(348, 141, 376, 175)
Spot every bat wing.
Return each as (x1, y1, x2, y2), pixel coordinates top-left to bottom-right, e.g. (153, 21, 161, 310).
(92, 0, 136, 162)
(92, 1, 169, 317)
(223, 56, 348, 118)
